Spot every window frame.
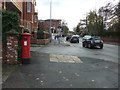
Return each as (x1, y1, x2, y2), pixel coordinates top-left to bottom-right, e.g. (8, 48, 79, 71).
(27, 22, 31, 32)
(34, 15, 37, 22)
(27, 2, 31, 12)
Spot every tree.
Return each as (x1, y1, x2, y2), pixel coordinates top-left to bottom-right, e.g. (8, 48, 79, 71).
(86, 11, 104, 35)
(62, 26, 69, 35)
(62, 21, 69, 35)
(75, 25, 80, 34)
(115, 2, 120, 31)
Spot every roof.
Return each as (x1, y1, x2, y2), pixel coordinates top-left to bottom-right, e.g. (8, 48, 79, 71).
(45, 19, 62, 21)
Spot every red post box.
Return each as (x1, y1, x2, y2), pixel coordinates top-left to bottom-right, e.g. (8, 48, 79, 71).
(21, 33, 31, 64)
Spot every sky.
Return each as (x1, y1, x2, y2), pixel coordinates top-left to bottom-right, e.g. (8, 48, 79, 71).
(36, 0, 119, 31)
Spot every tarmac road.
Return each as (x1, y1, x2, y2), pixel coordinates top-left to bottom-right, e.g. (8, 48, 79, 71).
(2, 37, 119, 88)
(38, 37, 119, 64)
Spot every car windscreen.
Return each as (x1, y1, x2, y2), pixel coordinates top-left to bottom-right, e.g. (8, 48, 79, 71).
(72, 37, 78, 39)
(93, 37, 101, 40)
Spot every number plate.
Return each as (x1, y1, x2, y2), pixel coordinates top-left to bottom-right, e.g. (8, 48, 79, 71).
(74, 38, 77, 40)
(95, 40, 100, 43)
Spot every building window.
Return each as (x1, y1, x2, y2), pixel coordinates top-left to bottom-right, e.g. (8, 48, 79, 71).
(27, 22, 31, 32)
(2, 2, 4, 9)
(27, 2, 31, 12)
(34, 15, 37, 22)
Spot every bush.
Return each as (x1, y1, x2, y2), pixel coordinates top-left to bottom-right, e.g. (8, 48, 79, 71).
(102, 30, 120, 37)
(31, 31, 34, 34)
(2, 10, 20, 34)
(1, 10, 21, 60)
(37, 30, 44, 39)
(24, 29, 30, 33)
(2, 10, 21, 44)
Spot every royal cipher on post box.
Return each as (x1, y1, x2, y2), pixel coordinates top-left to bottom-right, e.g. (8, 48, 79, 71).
(21, 33, 31, 64)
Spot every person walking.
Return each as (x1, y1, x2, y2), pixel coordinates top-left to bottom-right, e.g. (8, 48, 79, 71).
(56, 35, 60, 44)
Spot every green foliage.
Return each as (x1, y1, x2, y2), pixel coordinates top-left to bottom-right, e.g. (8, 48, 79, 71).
(37, 30, 44, 39)
(2, 10, 20, 34)
(116, 2, 120, 19)
(24, 29, 30, 33)
(1, 10, 22, 60)
(87, 11, 105, 36)
(31, 31, 34, 34)
(2, 10, 21, 44)
(62, 26, 69, 35)
(0, 12, 2, 41)
(102, 30, 120, 37)
(75, 25, 80, 34)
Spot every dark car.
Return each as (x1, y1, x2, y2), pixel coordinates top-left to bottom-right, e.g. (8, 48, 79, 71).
(66, 35, 72, 41)
(82, 36, 103, 49)
(70, 36, 79, 43)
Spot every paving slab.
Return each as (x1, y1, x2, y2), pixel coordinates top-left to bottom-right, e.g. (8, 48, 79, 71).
(50, 54, 83, 63)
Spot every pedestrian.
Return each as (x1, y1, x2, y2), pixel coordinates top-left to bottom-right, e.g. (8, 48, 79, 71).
(56, 35, 60, 44)
(54, 35, 57, 40)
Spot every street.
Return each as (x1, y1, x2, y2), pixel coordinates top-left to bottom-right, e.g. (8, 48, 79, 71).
(2, 37, 119, 88)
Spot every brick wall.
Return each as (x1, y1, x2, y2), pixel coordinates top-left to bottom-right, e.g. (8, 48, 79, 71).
(31, 33, 37, 44)
(0, 43, 2, 63)
(3, 33, 18, 64)
(44, 33, 51, 39)
(39, 20, 61, 31)
(37, 38, 51, 45)
(102, 37, 119, 43)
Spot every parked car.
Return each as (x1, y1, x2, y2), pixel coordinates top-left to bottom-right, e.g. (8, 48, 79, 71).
(70, 36, 79, 43)
(72, 35, 80, 38)
(82, 36, 103, 49)
(83, 35, 91, 39)
(66, 34, 72, 41)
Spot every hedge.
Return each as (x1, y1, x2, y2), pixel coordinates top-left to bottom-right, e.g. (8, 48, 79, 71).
(1, 10, 22, 61)
(37, 30, 44, 39)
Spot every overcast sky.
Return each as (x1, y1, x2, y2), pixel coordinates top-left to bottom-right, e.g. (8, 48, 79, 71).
(36, 0, 119, 31)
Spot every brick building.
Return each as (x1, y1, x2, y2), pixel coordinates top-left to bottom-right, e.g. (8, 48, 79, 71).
(2, 0, 38, 34)
(1, 0, 38, 64)
(39, 19, 62, 33)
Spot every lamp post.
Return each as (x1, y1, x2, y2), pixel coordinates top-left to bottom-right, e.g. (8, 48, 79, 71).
(49, 0, 52, 37)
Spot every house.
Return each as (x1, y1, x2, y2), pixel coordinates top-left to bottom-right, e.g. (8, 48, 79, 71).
(38, 19, 62, 33)
(2, 0, 38, 37)
(1, 0, 38, 64)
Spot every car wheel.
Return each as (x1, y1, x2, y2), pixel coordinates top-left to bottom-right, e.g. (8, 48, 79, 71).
(85, 44, 88, 48)
(82, 43, 85, 47)
(88, 44, 92, 49)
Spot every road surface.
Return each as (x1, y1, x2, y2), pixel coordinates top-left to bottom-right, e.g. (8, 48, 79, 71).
(2, 37, 119, 88)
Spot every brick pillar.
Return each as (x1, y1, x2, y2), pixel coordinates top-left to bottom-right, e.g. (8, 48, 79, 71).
(34, 31, 37, 42)
(2, 42, 7, 64)
(6, 33, 18, 64)
(44, 33, 47, 39)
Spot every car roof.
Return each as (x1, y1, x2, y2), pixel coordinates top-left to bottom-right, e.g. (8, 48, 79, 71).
(72, 35, 79, 37)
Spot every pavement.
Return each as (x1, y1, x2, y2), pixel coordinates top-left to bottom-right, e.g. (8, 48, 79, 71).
(0, 43, 2, 90)
(2, 38, 119, 88)
(2, 54, 118, 88)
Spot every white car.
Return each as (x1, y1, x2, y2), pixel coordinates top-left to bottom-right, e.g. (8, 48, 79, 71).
(72, 35, 79, 38)
(83, 35, 91, 39)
